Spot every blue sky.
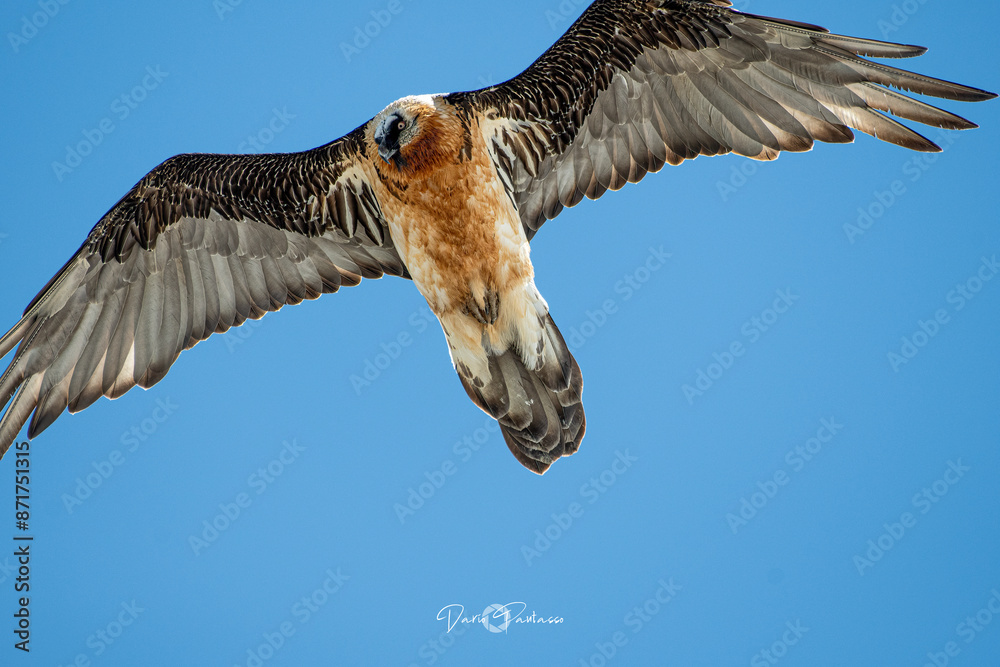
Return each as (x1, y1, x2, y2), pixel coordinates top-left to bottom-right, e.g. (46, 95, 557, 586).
(0, 0, 998, 665)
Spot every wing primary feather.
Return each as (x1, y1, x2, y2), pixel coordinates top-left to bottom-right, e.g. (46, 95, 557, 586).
(0, 376, 42, 457)
(101, 275, 144, 396)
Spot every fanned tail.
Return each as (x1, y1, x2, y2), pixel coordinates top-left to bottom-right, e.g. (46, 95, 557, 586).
(457, 313, 584, 474)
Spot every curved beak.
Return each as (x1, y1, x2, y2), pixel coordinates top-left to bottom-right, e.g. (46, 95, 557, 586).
(377, 142, 400, 164)
(374, 123, 400, 165)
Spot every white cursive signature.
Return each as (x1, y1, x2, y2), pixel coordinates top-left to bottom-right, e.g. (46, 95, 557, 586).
(437, 602, 528, 633)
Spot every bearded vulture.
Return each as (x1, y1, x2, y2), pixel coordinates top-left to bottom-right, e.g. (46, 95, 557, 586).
(0, 0, 994, 472)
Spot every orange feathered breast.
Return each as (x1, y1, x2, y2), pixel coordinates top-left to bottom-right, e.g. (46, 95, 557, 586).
(364, 99, 533, 319)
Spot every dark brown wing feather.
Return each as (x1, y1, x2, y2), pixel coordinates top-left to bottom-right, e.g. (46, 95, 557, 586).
(449, 0, 996, 238)
(0, 125, 406, 456)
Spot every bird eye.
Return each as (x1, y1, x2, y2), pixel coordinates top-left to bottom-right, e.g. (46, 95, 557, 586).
(396, 120, 406, 131)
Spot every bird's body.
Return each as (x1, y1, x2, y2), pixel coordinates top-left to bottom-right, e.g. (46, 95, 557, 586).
(0, 0, 994, 472)
(368, 96, 534, 339)
(366, 96, 584, 470)
(383, 133, 540, 380)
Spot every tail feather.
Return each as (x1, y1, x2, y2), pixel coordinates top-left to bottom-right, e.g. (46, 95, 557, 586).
(458, 313, 585, 474)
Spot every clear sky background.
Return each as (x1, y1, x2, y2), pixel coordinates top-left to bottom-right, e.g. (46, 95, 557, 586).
(0, 1, 997, 665)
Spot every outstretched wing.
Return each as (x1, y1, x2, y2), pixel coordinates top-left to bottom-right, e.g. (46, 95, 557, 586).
(0, 125, 404, 456)
(449, 0, 996, 238)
